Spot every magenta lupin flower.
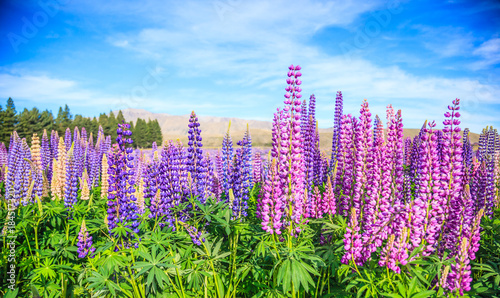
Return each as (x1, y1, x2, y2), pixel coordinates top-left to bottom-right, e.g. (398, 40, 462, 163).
(441, 99, 464, 255)
(260, 65, 306, 235)
(446, 237, 472, 296)
(253, 152, 262, 183)
(335, 114, 355, 217)
(351, 100, 372, 218)
(341, 208, 363, 266)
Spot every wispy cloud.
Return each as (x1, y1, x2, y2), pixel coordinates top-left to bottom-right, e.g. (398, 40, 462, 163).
(0, 0, 498, 133)
(470, 37, 500, 70)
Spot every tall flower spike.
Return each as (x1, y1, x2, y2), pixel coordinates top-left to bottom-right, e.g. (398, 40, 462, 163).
(331, 91, 343, 167)
(107, 122, 141, 245)
(221, 122, 233, 197)
(101, 154, 109, 199)
(441, 98, 464, 255)
(186, 111, 207, 203)
(77, 220, 95, 258)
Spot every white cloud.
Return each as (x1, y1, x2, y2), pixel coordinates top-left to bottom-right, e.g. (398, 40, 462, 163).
(470, 37, 500, 70)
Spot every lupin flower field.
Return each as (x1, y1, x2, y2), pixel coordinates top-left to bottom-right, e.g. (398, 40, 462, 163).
(1, 65, 500, 298)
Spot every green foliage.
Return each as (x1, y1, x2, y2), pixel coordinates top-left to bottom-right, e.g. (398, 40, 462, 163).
(0, 98, 163, 148)
(1, 181, 499, 297)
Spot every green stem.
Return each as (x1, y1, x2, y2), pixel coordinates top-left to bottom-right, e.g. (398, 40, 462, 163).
(120, 238, 142, 298)
(169, 250, 186, 298)
(202, 241, 222, 298)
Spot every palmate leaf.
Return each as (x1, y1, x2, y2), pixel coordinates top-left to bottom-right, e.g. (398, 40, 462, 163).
(86, 266, 123, 297)
(133, 245, 175, 292)
(30, 257, 58, 281)
(95, 249, 128, 271)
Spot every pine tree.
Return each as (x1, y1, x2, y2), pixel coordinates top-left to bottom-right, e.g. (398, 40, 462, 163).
(116, 110, 125, 124)
(55, 105, 72, 135)
(152, 119, 163, 145)
(39, 110, 54, 133)
(108, 111, 118, 141)
(134, 118, 148, 148)
(1, 98, 18, 147)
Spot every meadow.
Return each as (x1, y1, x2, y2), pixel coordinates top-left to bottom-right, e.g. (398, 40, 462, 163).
(1, 64, 499, 298)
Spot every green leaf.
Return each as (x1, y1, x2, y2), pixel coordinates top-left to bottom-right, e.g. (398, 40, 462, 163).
(411, 290, 436, 298)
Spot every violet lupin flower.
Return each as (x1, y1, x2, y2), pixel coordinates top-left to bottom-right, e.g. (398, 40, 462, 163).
(303, 95, 316, 197)
(259, 158, 284, 234)
(484, 156, 496, 217)
(41, 129, 50, 173)
(231, 132, 253, 219)
(312, 124, 322, 186)
(64, 145, 78, 209)
(20, 139, 32, 206)
(230, 148, 247, 219)
(462, 129, 473, 181)
(213, 150, 224, 201)
(186, 111, 208, 203)
(77, 220, 95, 258)
(5, 133, 20, 200)
(221, 125, 234, 197)
(107, 123, 141, 243)
(331, 91, 343, 168)
(64, 128, 72, 151)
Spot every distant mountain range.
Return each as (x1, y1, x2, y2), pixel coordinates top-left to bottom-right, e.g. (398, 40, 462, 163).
(116, 109, 480, 149)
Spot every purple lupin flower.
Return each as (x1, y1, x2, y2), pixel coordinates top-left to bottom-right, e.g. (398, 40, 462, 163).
(213, 150, 223, 201)
(20, 139, 32, 206)
(5, 133, 21, 202)
(462, 129, 473, 182)
(64, 128, 72, 151)
(77, 220, 95, 258)
(107, 123, 141, 243)
(186, 111, 207, 203)
(303, 96, 315, 198)
(221, 125, 233, 197)
(231, 131, 253, 219)
(312, 124, 322, 186)
(41, 130, 50, 174)
(331, 91, 343, 168)
(64, 145, 78, 209)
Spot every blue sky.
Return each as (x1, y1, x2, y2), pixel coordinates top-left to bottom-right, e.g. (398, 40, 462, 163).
(0, 0, 499, 132)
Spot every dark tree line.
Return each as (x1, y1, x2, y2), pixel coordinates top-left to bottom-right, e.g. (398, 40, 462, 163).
(0, 97, 162, 149)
